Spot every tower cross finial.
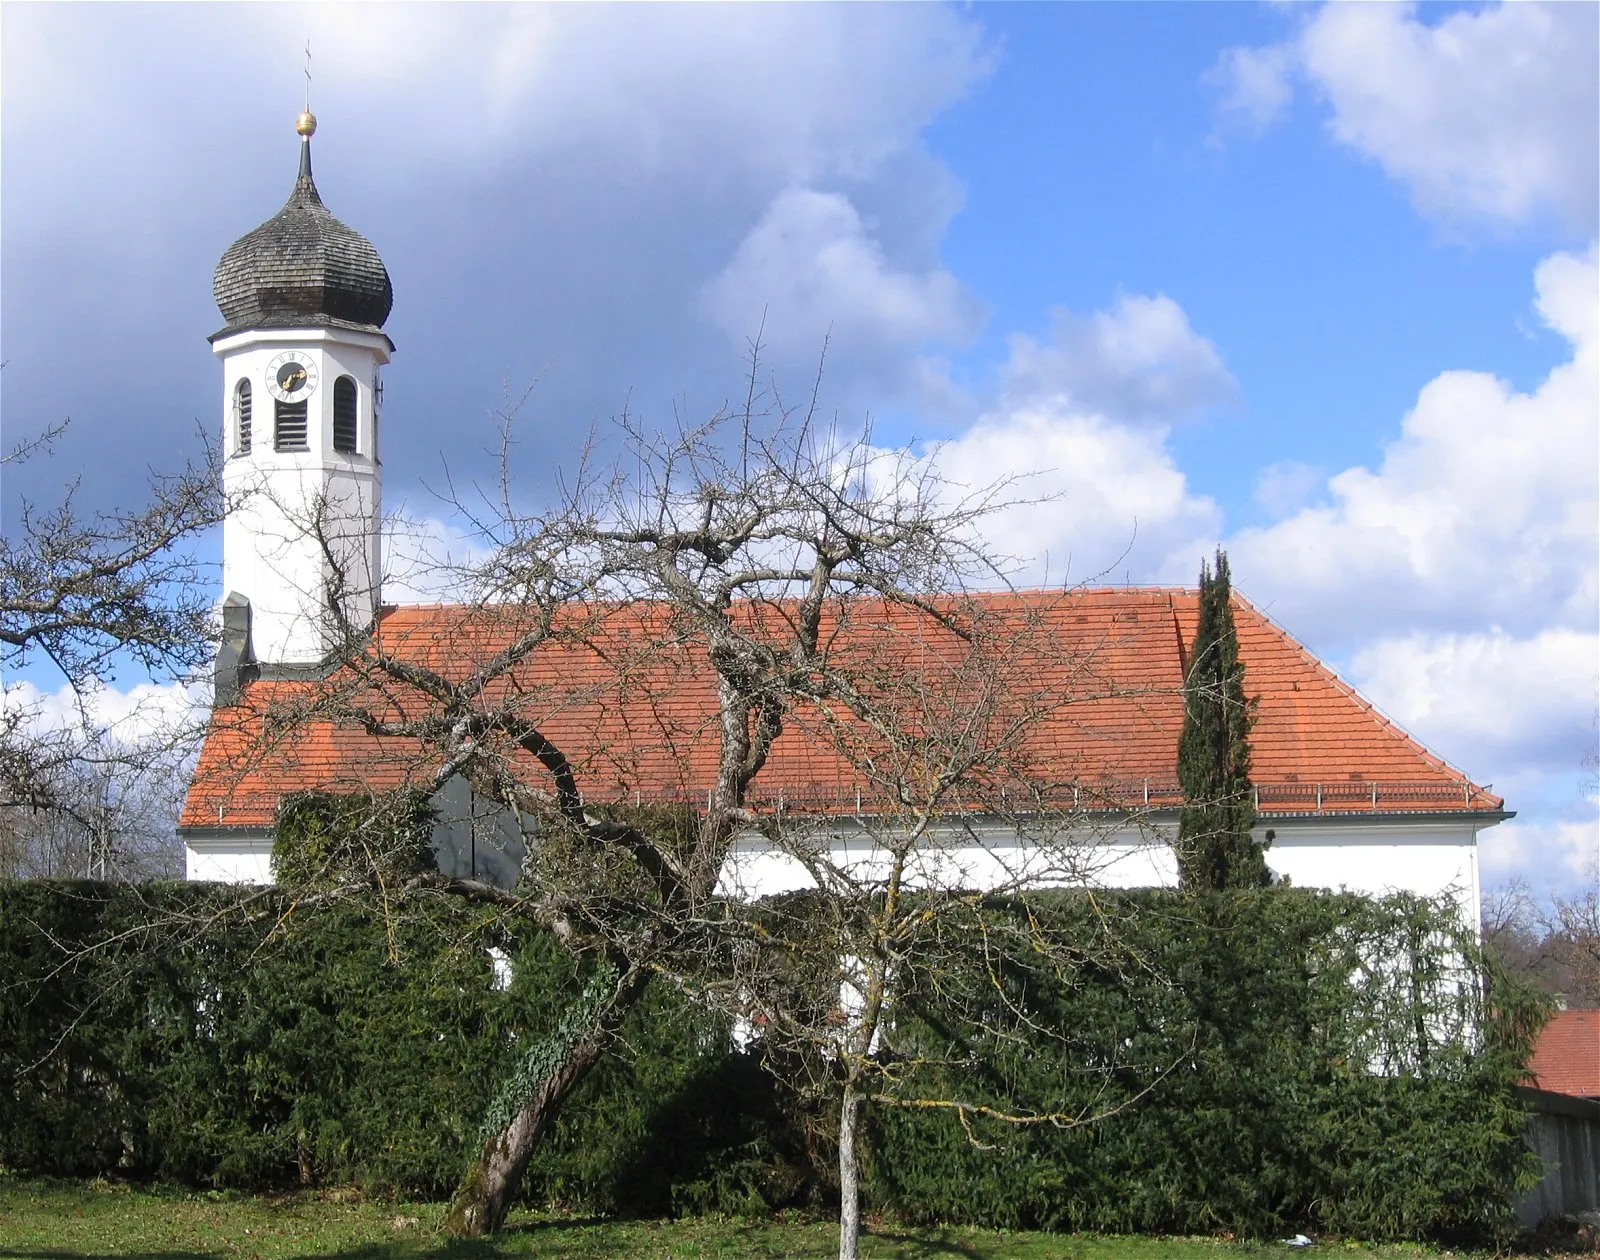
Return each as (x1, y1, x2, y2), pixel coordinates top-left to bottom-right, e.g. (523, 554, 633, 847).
(295, 40, 318, 148)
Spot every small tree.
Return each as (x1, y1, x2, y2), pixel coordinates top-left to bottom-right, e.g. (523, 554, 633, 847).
(1, 422, 221, 872)
(1, 424, 221, 698)
(1175, 549, 1269, 890)
(696, 597, 1177, 1260)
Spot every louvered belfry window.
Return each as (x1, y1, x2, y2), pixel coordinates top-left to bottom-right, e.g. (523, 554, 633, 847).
(235, 379, 252, 455)
(333, 376, 358, 454)
(274, 399, 308, 451)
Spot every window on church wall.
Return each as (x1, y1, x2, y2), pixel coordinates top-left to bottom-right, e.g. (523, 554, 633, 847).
(333, 376, 358, 454)
(234, 379, 252, 455)
(274, 399, 308, 451)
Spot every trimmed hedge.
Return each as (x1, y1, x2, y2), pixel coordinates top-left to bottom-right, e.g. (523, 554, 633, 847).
(0, 881, 1545, 1240)
(0, 881, 809, 1212)
(868, 891, 1547, 1242)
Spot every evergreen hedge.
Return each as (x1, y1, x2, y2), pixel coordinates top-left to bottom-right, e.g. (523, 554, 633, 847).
(0, 880, 1545, 1241)
(0, 880, 808, 1212)
(869, 890, 1547, 1242)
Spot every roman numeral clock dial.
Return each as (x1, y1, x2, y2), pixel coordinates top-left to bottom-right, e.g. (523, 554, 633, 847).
(266, 352, 318, 402)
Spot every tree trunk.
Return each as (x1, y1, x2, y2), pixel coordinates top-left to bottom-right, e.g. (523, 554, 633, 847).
(445, 964, 647, 1236)
(837, 1082, 865, 1260)
(444, 1034, 608, 1235)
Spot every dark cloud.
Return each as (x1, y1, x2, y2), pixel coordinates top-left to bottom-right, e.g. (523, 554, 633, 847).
(2, 3, 994, 520)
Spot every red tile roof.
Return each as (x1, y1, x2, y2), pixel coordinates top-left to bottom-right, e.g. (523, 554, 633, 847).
(1527, 1008, 1600, 1098)
(180, 588, 1504, 831)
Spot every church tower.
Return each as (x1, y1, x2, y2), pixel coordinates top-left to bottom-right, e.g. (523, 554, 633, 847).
(211, 111, 392, 672)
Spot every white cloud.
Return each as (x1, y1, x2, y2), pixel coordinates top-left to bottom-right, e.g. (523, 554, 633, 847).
(1348, 628, 1598, 776)
(1212, 2, 1598, 233)
(301, 4, 994, 184)
(854, 290, 1228, 584)
(1229, 246, 1598, 645)
(1480, 813, 1599, 888)
(1221, 248, 1597, 871)
(1002, 294, 1238, 427)
(699, 187, 982, 395)
(927, 406, 1219, 585)
(3, 677, 209, 747)
(1208, 43, 1295, 132)
(1345, 622, 1597, 900)
(886, 253, 1595, 896)
(382, 514, 497, 605)
(1252, 460, 1323, 519)
(0, 4, 996, 503)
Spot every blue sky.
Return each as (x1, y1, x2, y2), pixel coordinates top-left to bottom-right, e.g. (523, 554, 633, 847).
(3, 2, 1595, 897)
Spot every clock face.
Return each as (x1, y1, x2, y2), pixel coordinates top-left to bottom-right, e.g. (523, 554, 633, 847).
(266, 352, 319, 402)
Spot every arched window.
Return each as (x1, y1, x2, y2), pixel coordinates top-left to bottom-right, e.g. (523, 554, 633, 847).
(333, 375, 358, 454)
(274, 399, 308, 451)
(234, 379, 252, 455)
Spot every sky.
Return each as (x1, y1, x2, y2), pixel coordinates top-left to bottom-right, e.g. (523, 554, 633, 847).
(2, 2, 1596, 899)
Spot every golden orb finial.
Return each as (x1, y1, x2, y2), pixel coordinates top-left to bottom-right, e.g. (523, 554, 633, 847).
(295, 110, 318, 138)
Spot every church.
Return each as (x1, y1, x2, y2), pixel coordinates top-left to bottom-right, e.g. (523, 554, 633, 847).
(178, 115, 1509, 924)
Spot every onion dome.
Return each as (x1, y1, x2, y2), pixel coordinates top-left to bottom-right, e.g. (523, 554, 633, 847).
(212, 113, 392, 337)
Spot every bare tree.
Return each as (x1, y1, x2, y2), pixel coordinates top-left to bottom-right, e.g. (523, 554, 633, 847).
(1482, 873, 1600, 1008)
(1, 423, 222, 867)
(1, 424, 222, 695)
(0, 714, 195, 881)
(671, 597, 1176, 1260)
(1549, 881, 1600, 1006)
(228, 362, 1039, 1235)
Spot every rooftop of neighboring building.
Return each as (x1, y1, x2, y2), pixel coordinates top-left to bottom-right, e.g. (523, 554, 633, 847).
(1527, 1007, 1600, 1099)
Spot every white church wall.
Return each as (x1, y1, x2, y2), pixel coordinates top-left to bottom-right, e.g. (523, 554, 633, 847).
(716, 813, 1485, 926)
(1262, 818, 1483, 929)
(183, 811, 1487, 932)
(184, 831, 275, 883)
(185, 813, 1484, 913)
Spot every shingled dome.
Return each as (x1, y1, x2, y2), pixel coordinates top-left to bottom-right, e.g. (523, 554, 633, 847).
(212, 128, 392, 336)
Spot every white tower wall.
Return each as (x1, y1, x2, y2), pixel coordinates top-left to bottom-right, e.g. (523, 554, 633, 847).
(215, 326, 389, 665)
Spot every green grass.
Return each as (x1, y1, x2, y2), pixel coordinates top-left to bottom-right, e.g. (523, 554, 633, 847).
(0, 1181, 1560, 1260)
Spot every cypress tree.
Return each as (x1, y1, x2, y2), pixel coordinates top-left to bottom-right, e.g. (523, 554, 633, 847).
(1175, 549, 1271, 890)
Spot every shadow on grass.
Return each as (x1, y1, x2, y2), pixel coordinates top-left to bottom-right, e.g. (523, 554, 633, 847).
(280, 1221, 987, 1260)
(860, 1229, 988, 1259)
(0, 1243, 513, 1260)
(0, 1254, 222, 1260)
(496, 1216, 609, 1234)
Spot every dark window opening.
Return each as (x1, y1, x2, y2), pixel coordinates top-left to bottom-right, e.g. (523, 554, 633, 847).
(274, 399, 308, 451)
(333, 375, 358, 454)
(235, 379, 252, 455)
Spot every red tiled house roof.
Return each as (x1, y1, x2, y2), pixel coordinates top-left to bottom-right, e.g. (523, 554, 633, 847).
(1527, 1009, 1600, 1098)
(180, 588, 1504, 832)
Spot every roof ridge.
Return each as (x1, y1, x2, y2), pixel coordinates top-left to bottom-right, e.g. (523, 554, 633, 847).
(380, 586, 1200, 616)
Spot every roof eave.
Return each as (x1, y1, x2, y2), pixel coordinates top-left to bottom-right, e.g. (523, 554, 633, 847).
(179, 824, 276, 842)
(208, 318, 396, 350)
(180, 807, 1516, 834)
(1256, 807, 1514, 825)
